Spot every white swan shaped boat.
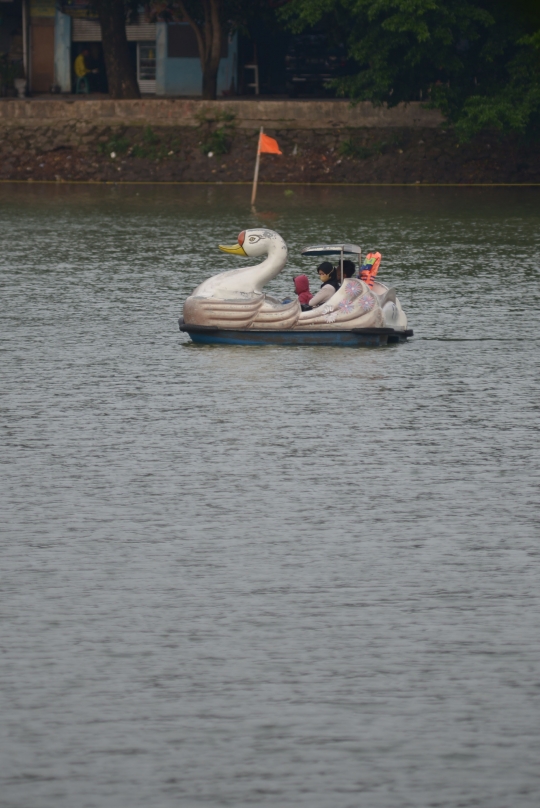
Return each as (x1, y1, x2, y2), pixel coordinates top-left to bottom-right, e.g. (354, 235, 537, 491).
(180, 228, 412, 347)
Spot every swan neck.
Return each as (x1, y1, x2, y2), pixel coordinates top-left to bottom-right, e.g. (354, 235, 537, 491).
(250, 239, 287, 291)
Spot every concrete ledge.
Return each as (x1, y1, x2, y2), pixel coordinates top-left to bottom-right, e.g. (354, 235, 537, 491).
(0, 98, 444, 129)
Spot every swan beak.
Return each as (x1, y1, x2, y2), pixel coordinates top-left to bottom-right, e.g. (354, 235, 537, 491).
(218, 243, 247, 256)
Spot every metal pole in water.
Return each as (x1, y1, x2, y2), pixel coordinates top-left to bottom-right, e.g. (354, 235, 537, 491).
(251, 127, 263, 207)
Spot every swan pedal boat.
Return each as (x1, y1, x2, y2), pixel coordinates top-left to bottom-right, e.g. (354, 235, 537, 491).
(179, 228, 413, 347)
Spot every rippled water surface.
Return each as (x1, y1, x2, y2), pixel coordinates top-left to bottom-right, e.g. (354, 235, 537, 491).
(1, 184, 540, 808)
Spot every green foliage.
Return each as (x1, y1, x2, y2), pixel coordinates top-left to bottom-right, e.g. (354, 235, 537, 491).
(338, 140, 372, 159)
(280, 0, 540, 139)
(96, 127, 182, 159)
(454, 29, 540, 140)
(196, 108, 237, 155)
(131, 126, 163, 157)
(97, 134, 131, 156)
(200, 128, 232, 156)
(338, 135, 402, 158)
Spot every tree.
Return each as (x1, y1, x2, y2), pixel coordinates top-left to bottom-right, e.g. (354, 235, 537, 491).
(148, 1, 224, 99)
(176, 1, 223, 99)
(279, 0, 540, 139)
(92, 0, 141, 99)
(453, 23, 540, 140)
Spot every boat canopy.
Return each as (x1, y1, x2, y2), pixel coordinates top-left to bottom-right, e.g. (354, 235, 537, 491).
(301, 243, 361, 257)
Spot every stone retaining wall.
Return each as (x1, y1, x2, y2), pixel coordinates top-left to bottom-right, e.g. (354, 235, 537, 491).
(2, 121, 538, 185)
(1, 98, 538, 184)
(0, 98, 444, 130)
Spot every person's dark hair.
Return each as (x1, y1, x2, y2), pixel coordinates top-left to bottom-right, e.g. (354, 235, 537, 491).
(342, 259, 356, 278)
(316, 261, 339, 290)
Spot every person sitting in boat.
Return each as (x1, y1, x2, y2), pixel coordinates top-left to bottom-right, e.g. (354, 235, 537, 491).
(309, 262, 339, 307)
(342, 260, 357, 280)
(293, 274, 313, 310)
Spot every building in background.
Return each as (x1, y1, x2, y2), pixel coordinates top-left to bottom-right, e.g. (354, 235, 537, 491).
(59, 10, 159, 95)
(156, 20, 236, 97)
(1, 3, 337, 99)
(1, 0, 58, 94)
(0, 1, 237, 96)
(57, 4, 237, 96)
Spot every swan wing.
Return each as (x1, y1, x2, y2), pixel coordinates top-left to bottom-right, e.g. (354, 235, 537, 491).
(183, 295, 264, 329)
(296, 280, 385, 329)
(251, 299, 301, 329)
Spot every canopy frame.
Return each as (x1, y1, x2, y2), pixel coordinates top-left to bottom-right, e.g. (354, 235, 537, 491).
(301, 244, 362, 282)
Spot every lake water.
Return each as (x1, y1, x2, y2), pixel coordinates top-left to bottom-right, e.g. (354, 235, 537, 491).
(1, 183, 540, 808)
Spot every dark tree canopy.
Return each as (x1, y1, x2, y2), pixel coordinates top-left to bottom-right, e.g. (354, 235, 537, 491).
(279, 0, 540, 138)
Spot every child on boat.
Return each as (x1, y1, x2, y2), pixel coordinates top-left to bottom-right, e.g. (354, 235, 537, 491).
(293, 275, 313, 309)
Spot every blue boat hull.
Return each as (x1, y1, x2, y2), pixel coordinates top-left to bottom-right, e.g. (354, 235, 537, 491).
(179, 322, 413, 347)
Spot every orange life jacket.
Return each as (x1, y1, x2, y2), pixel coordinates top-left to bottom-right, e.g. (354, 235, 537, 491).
(359, 252, 381, 288)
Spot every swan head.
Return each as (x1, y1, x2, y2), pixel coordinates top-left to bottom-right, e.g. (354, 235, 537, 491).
(219, 228, 287, 259)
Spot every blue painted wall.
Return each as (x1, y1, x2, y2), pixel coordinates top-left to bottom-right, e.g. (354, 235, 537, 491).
(156, 23, 237, 97)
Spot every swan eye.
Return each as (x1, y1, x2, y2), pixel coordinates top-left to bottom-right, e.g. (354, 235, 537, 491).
(248, 236, 260, 243)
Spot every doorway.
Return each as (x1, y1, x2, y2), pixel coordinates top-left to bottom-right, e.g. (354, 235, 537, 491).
(30, 19, 54, 92)
(137, 41, 156, 94)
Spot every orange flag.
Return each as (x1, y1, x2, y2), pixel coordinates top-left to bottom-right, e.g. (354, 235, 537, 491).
(259, 133, 282, 155)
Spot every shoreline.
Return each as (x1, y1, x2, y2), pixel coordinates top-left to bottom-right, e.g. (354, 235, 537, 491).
(2, 179, 540, 186)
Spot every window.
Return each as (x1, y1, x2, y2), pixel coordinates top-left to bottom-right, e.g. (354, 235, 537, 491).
(137, 42, 156, 93)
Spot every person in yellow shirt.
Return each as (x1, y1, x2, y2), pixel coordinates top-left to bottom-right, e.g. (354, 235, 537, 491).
(74, 49, 97, 94)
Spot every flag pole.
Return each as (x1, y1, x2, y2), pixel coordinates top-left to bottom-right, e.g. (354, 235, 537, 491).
(251, 126, 263, 207)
